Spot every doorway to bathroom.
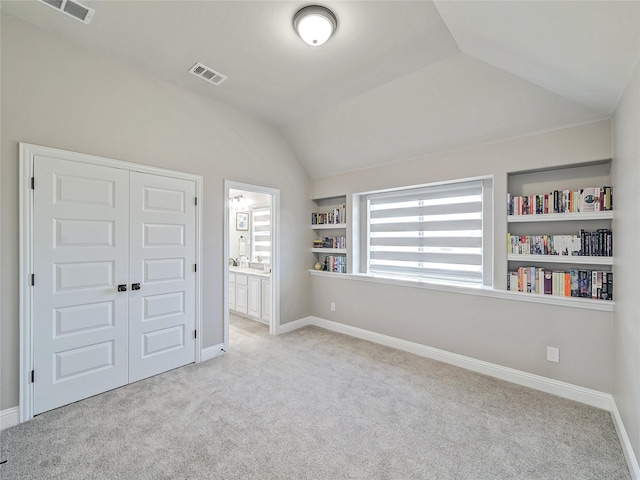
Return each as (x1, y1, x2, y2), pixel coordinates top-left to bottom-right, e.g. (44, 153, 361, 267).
(224, 181, 280, 350)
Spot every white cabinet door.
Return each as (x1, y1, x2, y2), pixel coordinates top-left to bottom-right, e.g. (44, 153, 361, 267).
(235, 275, 248, 314)
(33, 156, 130, 415)
(261, 279, 271, 322)
(229, 273, 236, 311)
(128, 172, 196, 383)
(248, 276, 261, 318)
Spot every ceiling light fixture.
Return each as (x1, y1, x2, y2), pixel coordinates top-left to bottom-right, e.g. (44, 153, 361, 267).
(293, 5, 337, 47)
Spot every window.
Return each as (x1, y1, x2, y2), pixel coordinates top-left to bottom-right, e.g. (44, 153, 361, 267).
(251, 206, 271, 263)
(361, 178, 492, 286)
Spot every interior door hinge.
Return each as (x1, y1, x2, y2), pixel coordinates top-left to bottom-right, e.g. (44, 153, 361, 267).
(31, 177, 35, 189)
(194, 264, 197, 272)
(31, 370, 35, 383)
(194, 197, 198, 206)
(31, 274, 35, 286)
(194, 330, 197, 339)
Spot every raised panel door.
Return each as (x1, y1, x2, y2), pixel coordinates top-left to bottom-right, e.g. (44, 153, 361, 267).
(128, 172, 196, 382)
(32, 156, 130, 414)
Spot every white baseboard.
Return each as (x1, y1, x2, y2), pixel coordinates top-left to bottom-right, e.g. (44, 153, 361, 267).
(610, 398, 640, 479)
(274, 316, 313, 335)
(201, 343, 226, 362)
(1, 406, 20, 431)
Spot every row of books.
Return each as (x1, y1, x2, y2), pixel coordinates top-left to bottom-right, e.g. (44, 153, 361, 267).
(507, 229, 613, 257)
(507, 267, 612, 300)
(311, 204, 346, 225)
(507, 186, 613, 215)
(323, 255, 346, 273)
(313, 236, 346, 249)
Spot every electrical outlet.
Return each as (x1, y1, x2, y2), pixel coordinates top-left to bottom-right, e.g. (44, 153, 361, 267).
(330, 302, 336, 312)
(547, 346, 560, 363)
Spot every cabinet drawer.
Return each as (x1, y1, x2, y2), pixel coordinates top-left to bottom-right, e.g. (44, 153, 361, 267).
(229, 272, 236, 284)
(235, 274, 248, 285)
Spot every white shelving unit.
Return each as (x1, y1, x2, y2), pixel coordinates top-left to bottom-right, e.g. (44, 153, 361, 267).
(311, 196, 347, 274)
(506, 161, 613, 307)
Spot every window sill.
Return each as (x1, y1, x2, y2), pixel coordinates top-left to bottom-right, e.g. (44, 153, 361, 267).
(308, 270, 614, 312)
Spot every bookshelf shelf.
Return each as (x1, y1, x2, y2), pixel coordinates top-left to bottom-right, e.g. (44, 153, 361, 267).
(502, 290, 614, 312)
(507, 254, 613, 266)
(312, 248, 347, 254)
(508, 211, 613, 223)
(311, 223, 347, 230)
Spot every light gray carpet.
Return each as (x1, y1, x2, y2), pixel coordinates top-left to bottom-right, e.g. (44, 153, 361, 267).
(1, 315, 630, 479)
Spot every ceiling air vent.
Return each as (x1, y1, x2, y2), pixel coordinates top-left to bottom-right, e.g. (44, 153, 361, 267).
(40, 0, 95, 24)
(189, 63, 228, 86)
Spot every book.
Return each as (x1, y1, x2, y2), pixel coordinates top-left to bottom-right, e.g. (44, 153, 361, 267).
(529, 266, 535, 293)
(581, 187, 596, 212)
(544, 270, 553, 295)
(537, 268, 545, 294)
(570, 269, 579, 297)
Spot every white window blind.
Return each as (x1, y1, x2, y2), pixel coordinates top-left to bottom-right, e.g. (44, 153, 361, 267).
(367, 180, 484, 284)
(252, 206, 271, 262)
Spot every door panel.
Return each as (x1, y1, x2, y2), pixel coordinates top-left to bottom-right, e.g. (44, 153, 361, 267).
(129, 172, 196, 382)
(247, 276, 261, 318)
(261, 279, 271, 322)
(33, 156, 129, 415)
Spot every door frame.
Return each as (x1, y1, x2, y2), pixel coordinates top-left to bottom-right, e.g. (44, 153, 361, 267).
(19, 143, 204, 422)
(223, 180, 281, 350)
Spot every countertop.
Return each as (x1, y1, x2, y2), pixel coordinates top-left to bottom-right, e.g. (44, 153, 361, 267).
(229, 266, 271, 278)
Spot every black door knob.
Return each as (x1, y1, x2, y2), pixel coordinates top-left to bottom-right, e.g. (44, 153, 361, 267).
(117, 284, 127, 292)
(131, 283, 141, 291)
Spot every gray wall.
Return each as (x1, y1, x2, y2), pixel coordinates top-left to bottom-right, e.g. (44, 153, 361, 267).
(0, 14, 312, 410)
(311, 120, 614, 393)
(612, 59, 640, 467)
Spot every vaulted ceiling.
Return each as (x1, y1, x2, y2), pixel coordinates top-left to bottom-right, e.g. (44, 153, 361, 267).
(2, 1, 639, 178)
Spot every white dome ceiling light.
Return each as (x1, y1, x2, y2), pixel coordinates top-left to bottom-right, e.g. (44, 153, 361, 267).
(293, 5, 337, 47)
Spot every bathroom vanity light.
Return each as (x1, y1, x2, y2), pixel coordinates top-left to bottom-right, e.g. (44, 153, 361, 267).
(293, 5, 337, 46)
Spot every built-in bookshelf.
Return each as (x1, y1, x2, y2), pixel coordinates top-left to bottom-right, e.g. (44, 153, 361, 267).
(506, 161, 613, 305)
(311, 196, 347, 274)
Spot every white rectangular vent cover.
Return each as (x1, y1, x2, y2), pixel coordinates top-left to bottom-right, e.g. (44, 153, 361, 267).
(189, 63, 228, 86)
(40, 0, 95, 24)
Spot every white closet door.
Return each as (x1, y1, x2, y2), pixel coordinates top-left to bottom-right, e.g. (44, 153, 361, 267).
(33, 156, 130, 415)
(128, 172, 196, 382)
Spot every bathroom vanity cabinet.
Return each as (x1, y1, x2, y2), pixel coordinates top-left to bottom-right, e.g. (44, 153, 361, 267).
(229, 267, 271, 324)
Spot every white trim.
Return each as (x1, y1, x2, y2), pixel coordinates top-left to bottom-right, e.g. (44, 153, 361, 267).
(0, 407, 20, 431)
(201, 343, 226, 362)
(610, 398, 640, 479)
(19, 147, 34, 423)
(308, 270, 614, 312)
(224, 181, 281, 352)
(195, 170, 204, 365)
(19, 143, 204, 423)
(286, 316, 613, 410)
(274, 316, 313, 335)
